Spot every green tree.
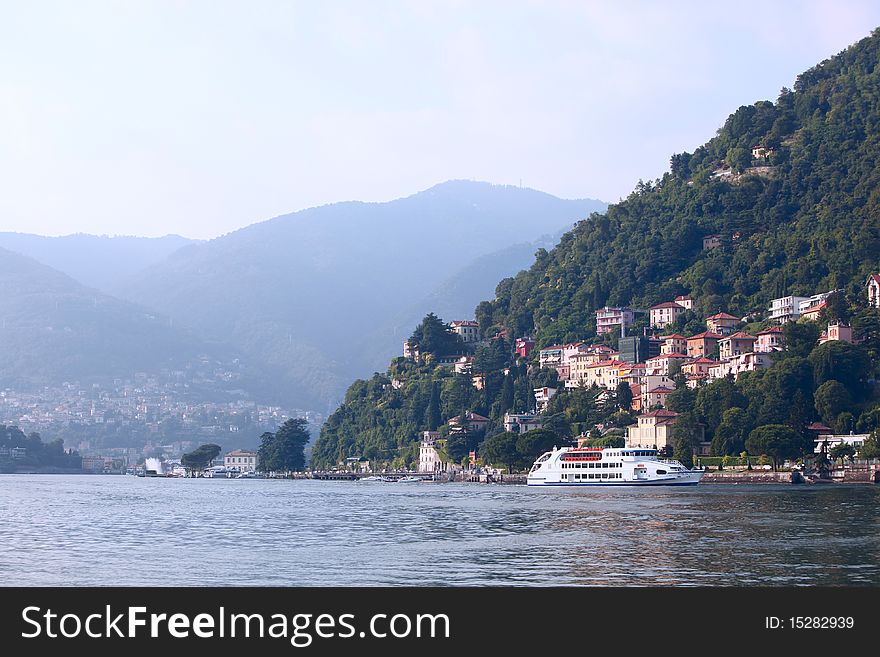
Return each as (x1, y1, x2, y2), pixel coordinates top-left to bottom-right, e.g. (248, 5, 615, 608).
(711, 407, 750, 456)
(672, 412, 701, 469)
(745, 424, 804, 471)
(813, 380, 853, 427)
(257, 418, 310, 473)
(859, 431, 880, 459)
(782, 322, 820, 359)
(479, 432, 521, 473)
(180, 443, 221, 475)
(515, 429, 560, 464)
(408, 313, 463, 358)
(615, 381, 634, 411)
(808, 341, 870, 400)
(829, 442, 855, 464)
(425, 381, 441, 431)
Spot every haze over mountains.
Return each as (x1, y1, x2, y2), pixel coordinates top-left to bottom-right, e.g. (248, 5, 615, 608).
(0, 181, 605, 411)
(0, 233, 196, 292)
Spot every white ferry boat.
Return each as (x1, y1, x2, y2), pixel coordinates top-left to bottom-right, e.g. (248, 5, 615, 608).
(527, 446, 703, 486)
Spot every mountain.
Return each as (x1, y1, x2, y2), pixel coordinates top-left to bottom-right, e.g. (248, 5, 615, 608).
(117, 181, 605, 409)
(351, 233, 566, 374)
(311, 28, 880, 468)
(477, 31, 880, 345)
(0, 233, 196, 293)
(0, 247, 251, 396)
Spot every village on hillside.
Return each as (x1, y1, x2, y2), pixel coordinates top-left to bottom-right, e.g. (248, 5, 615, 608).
(405, 272, 880, 475)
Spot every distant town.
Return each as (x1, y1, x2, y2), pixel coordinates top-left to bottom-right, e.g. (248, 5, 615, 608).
(0, 364, 322, 472)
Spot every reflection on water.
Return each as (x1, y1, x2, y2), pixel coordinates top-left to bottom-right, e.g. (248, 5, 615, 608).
(0, 476, 878, 586)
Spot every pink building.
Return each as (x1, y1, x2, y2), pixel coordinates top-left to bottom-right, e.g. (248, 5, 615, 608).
(755, 326, 785, 353)
(819, 323, 854, 344)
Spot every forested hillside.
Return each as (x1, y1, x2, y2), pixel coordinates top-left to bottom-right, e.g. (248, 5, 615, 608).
(312, 29, 880, 470)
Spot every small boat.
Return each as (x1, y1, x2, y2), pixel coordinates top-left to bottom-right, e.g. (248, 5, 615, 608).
(396, 475, 422, 483)
(361, 475, 384, 481)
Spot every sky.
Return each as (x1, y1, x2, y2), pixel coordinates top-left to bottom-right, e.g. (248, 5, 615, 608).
(1, 1, 879, 240)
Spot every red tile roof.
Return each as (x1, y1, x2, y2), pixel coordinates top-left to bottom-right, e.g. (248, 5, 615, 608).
(724, 331, 756, 340)
(639, 409, 679, 418)
(651, 302, 685, 310)
(706, 312, 739, 321)
(687, 331, 724, 340)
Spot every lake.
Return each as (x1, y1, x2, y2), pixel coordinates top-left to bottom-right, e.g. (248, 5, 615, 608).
(1, 475, 878, 586)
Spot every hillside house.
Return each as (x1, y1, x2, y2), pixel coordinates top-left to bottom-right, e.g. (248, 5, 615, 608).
(515, 337, 535, 358)
(533, 387, 557, 413)
(645, 353, 690, 375)
(705, 312, 739, 335)
(709, 352, 772, 381)
(681, 357, 715, 379)
(447, 411, 490, 435)
(650, 302, 686, 328)
(660, 334, 688, 355)
(819, 323, 853, 345)
(769, 296, 810, 323)
(595, 307, 636, 334)
(503, 413, 543, 434)
(868, 274, 880, 308)
(674, 295, 694, 310)
(718, 332, 757, 360)
(686, 332, 723, 359)
(800, 300, 827, 322)
(450, 320, 480, 343)
(755, 326, 785, 353)
(703, 234, 722, 250)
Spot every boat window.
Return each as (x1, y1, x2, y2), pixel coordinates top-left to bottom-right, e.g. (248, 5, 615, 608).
(657, 469, 667, 475)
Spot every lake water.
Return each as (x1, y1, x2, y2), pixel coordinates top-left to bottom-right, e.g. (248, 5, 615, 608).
(1, 475, 878, 586)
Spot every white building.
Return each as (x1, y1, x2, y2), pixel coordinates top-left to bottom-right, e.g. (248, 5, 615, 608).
(768, 296, 810, 323)
(418, 431, 443, 473)
(224, 449, 258, 473)
(534, 387, 557, 413)
(450, 320, 480, 343)
(595, 307, 636, 334)
(503, 413, 543, 434)
(813, 434, 870, 454)
(649, 302, 686, 328)
(868, 274, 880, 308)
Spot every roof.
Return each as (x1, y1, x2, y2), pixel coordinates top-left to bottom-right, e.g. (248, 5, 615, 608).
(450, 320, 479, 327)
(227, 450, 257, 457)
(639, 409, 679, 418)
(868, 273, 880, 285)
(650, 301, 685, 310)
(647, 386, 674, 393)
(806, 422, 833, 433)
(662, 333, 687, 340)
(685, 357, 716, 365)
(674, 295, 691, 301)
(648, 353, 689, 361)
(687, 331, 724, 340)
(706, 312, 739, 321)
(757, 326, 784, 335)
(723, 331, 756, 341)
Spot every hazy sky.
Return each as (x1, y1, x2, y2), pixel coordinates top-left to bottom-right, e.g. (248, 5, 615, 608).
(1, 1, 878, 239)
